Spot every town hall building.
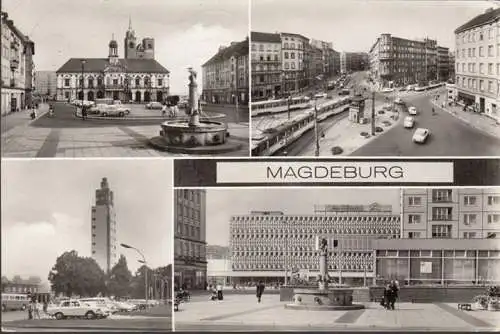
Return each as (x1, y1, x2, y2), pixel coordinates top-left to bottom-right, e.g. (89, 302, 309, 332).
(56, 20, 170, 103)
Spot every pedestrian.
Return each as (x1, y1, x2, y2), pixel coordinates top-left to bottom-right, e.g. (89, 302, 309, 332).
(33, 300, 40, 319)
(27, 300, 34, 320)
(256, 281, 265, 303)
(161, 103, 167, 117)
(390, 280, 399, 310)
(383, 284, 393, 310)
(216, 283, 223, 301)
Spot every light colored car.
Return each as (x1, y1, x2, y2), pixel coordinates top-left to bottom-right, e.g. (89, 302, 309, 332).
(404, 116, 415, 128)
(394, 98, 403, 104)
(412, 128, 430, 143)
(100, 105, 130, 117)
(81, 100, 95, 107)
(408, 106, 418, 115)
(47, 300, 107, 320)
(381, 87, 394, 93)
(146, 102, 163, 110)
(114, 301, 137, 312)
(79, 298, 116, 315)
(314, 92, 327, 99)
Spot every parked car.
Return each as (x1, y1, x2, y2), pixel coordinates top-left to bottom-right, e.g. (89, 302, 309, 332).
(381, 87, 394, 93)
(314, 92, 327, 99)
(404, 116, 415, 128)
(79, 298, 117, 315)
(408, 106, 418, 115)
(114, 301, 137, 312)
(412, 128, 430, 143)
(47, 300, 107, 320)
(146, 101, 163, 110)
(100, 105, 130, 117)
(89, 103, 107, 114)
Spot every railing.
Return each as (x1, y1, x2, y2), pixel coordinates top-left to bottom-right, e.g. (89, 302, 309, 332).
(105, 84, 124, 90)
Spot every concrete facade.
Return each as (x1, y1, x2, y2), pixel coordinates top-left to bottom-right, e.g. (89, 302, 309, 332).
(174, 189, 207, 290)
(34, 70, 57, 98)
(454, 7, 500, 121)
(91, 177, 117, 274)
(1, 11, 35, 115)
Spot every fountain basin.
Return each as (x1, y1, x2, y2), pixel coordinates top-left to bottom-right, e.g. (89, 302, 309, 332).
(149, 120, 242, 154)
(285, 288, 365, 311)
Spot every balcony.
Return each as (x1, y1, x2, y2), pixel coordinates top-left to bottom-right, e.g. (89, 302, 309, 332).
(104, 84, 124, 90)
(10, 59, 19, 70)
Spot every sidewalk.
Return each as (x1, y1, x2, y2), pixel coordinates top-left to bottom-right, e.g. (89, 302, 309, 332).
(1, 104, 49, 136)
(1, 121, 249, 158)
(432, 95, 500, 140)
(174, 294, 497, 331)
(300, 99, 400, 156)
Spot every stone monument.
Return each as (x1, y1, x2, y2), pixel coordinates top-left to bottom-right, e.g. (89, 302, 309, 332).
(285, 238, 365, 311)
(149, 68, 243, 154)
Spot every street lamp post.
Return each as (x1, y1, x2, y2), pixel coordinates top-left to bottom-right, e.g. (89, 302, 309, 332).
(371, 91, 376, 136)
(121, 243, 148, 305)
(314, 99, 320, 156)
(81, 60, 86, 101)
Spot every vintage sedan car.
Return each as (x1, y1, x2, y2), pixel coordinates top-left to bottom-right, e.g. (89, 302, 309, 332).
(47, 300, 107, 320)
(408, 106, 418, 115)
(412, 128, 430, 143)
(146, 101, 163, 110)
(404, 116, 415, 128)
(100, 105, 130, 117)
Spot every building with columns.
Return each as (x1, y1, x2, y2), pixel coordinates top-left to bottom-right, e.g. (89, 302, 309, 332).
(229, 204, 400, 286)
(56, 23, 169, 103)
(1, 11, 35, 115)
(454, 7, 500, 120)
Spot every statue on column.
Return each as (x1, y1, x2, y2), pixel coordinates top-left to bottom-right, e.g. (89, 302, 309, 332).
(187, 67, 200, 127)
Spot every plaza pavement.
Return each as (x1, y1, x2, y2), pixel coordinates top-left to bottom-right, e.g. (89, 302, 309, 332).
(1, 108, 249, 157)
(174, 294, 498, 331)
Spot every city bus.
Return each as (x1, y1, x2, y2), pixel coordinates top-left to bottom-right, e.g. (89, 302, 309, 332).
(1, 293, 30, 312)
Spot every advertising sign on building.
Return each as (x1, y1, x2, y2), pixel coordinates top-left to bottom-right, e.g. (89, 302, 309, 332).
(420, 261, 432, 274)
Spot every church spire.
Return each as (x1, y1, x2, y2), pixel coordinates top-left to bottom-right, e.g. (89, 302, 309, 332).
(128, 16, 132, 30)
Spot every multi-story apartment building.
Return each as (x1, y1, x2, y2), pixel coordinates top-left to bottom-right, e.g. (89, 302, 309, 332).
(280, 33, 309, 94)
(310, 46, 324, 79)
(202, 38, 249, 105)
(448, 51, 456, 82)
(341, 52, 369, 74)
(250, 32, 282, 101)
(229, 204, 400, 286)
(369, 33, 447, 88)
(437, 46, 451, 82)
(174, 189, 207, 290)
(1, 11, 35, 115)
(56, 25, 169, 103)
(91, 177, 117, 274)
(402, 188, 500, 239)
(34, 71, 57, 98)
(454, 7, 500, 120)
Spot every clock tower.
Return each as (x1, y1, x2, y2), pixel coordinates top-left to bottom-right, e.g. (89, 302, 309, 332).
(124, 16, 137, 59)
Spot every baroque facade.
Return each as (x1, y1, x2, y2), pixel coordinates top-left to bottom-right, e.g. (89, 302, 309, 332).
(174, 189, 207, 290)
(1, 11, 35, 115)
(56, 23, 169, 103)
(201, 38, 249, 105)
(454, 7, 500, 120)
(229, 204, 400, 285)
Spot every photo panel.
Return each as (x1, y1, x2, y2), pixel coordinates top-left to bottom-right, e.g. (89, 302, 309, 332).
(1, 159, 174, 332)
(1, 0, 250, 158)
(250, 0, 500, 157)
(173, 186, 500, 332)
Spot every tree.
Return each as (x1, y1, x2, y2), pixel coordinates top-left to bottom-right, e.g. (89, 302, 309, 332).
(48, 250, 107, 297)
(107, 255, 132, 298)
(12, 275, 23, 284)
(130, 264, 152, 299)
(1, 276, 10, 285)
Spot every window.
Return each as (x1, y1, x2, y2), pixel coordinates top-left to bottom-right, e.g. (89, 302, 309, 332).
(463, 214, 477, 225)
(480, 63, 484, 74)
(408, 214, 421, 224)
(64, 78, 70, 87)
(113, 79, 118, 85)
(480, 80, 484, 91)
(463, 232, 477, 239)
(431, 224, 452, 238)
(487, 214, 500, 224)
(479, 32, 484, 41)
(488, 45, 493, 57)
(489, 81, 493, 93)
(432, 207, 452, 221)
(408, 232, 421, 239)
(158, 79, 162, 86)
(408, 196, 421, 206)
(284, 52, 289, 59)
(488, 196, 500, 205)
(432, 189, 452, 202)
(291, 53, 295, 59)
(464, 196, 477, 205)
(479, 46, 484, 57)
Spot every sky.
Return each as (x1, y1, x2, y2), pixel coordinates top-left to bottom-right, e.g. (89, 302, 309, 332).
(1, 159, 173, 283)
(252, 0, 498, 52)
(2, 0, 248, 95)
(206, 188, 401, 247)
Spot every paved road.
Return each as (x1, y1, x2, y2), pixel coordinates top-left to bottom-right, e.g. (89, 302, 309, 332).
(353, 91, 500, 156)
(1, 310, 28, 322)
(202, 103, 249, 124)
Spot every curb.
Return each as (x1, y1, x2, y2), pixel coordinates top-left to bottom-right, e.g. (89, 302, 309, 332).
(430, 100, 500, 141)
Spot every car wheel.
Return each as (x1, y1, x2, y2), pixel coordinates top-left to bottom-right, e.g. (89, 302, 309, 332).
(119, 112, 125, 117)
(55, 312, 64, 320)
(85, 311, 96, 320)
(102, 112, 108, 117)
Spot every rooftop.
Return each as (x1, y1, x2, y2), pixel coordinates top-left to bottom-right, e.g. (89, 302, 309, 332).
(251, 31, 281, 43)
(56, 58, 169, 74)
(455, 7, 500, 34)
(202, 38, 249, 67)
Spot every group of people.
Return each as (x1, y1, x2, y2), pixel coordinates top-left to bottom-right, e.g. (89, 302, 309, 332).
(161, 103, 179, 118)
(27, 299, 49, 320)
(381, 280, 400, 310)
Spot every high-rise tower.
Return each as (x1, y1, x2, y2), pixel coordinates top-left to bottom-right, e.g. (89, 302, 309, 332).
(91, 177, 117, 273)
(124, 16, 137, 59)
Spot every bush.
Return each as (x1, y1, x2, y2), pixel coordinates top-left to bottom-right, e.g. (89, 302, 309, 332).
(473, 295, 489, 308)
(331, 146, 343, 155)
(487, 286, 500, 297)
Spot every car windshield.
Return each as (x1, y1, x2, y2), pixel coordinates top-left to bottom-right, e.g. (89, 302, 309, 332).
(415, 129, 426, 135)
(405, 117, 413, 122)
